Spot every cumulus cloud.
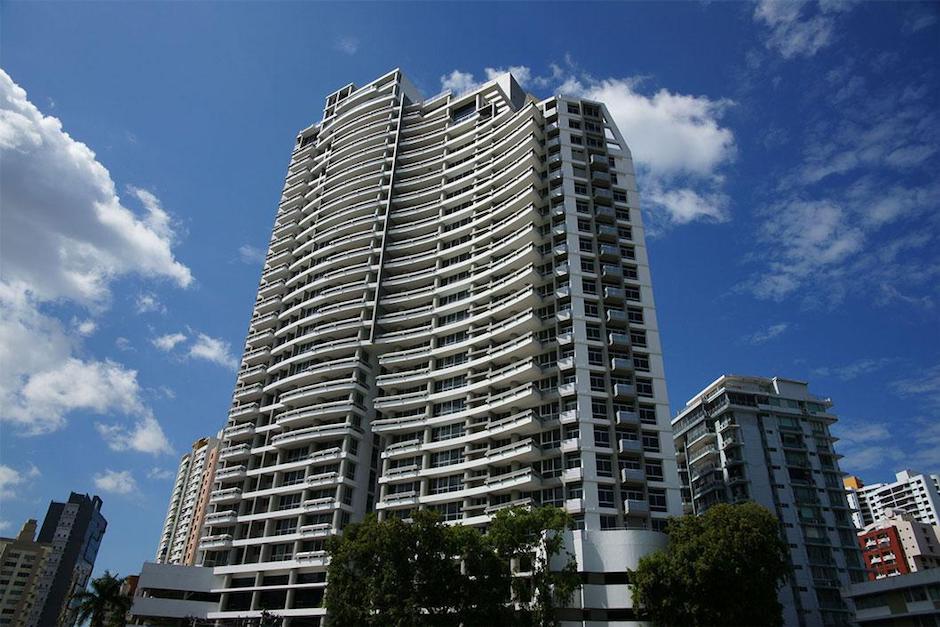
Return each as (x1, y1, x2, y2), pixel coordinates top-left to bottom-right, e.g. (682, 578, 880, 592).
(438, 63, 736, 229)
(440, 70, 480, 96)
(753, 0, 857, 59)
(0, 70, 191, 306)
(152, 332, 187, 352)
(0, 463, 40, 500)
(96, 415, 172, 455)
(189, 333, 238, 370)
(746, 322, 789, 344)
(0, 70, 181, 445)
(92, 469, 138, 495)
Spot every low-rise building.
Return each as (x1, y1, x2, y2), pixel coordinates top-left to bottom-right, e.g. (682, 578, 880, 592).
(128, 562, 222, 626)
(845, 568, 940, 625)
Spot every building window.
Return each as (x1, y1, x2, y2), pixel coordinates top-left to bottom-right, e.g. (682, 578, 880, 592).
(586, 324, 602, 341)
(598, 486, 615, 508)
(636, 378, 654, 397)
(648, 488, 668, 512)
(641, 431, 660, 453)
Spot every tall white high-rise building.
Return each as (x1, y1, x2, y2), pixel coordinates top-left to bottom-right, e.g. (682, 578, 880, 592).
(845, 470, 940, 529)
(201, 68, 681, 626)
(672, 375, 866, 627)
(156, 435, 221, 565)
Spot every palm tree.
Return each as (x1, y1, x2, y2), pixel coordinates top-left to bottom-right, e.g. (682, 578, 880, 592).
(72, 570, 133, 627)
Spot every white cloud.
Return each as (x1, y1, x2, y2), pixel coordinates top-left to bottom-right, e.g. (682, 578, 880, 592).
(238, 244, 266, 265)
(335, 36, 359, 55)
(92, 469, 138, 495)
(96, 415, 172, 455)
(188, 333, 237, 370)
(833, 415, 940, 476)
(73, 318, 97, 337)
(0, 463, 40, 500)
(0, 521, 10, 532)
(152, 332, 187, 352)
(746, 322, 789, 344)
(754, 0, 856, 59)
(892, 364, 940, 409)
(438, 64, 736, 229)
(135, 292, 166, 314)
(812, 357, 895, 381)
(0, 70, 192, 307)
(147, 467, 175, 480)
(743, 70, 940, 306)
(748, 200, 865, 301)
(115, 337, 133, 351)
(440, 70, 480, 96)
(0, 73, 181, 445)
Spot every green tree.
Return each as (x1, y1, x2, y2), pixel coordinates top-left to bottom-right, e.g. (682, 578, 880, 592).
(631, 502, 792, 627)
(487, 506, 579, 626)
(325, 506, 579, 626)
(72, 571, 133, 627)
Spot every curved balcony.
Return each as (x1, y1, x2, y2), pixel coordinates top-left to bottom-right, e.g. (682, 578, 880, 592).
(222, 423, 255, 442)
(210, 487, 243, 504)
(278, 377, 365, 407)
(199, 534, 233, 550)
(275, 400, 365, 429)
(204, 509, 238, 526)
(271, 423, 359, 448)
(228, 403, 260, 423)
(219, 444, 250, 462)
(214, 465, 247, 482)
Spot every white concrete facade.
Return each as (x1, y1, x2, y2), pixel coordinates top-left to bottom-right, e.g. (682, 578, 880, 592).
(128, 562, 222, 625)
(553, 529, 667, 626)
(672, 375, 866, 627)
(201, 69, 681, 626)
(848, 470, 940, 529)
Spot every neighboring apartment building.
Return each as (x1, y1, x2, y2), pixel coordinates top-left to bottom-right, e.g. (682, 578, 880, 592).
(201, 68, 682, 626)
(672, 375, 866, 627)
(26, 492, 107, 627)
(859, 509, 940, 580)
(0, 520, 52, 627)
(846, 470, 940, 529)
(845, 568, 940, 626)
(156, 435, 221, 565)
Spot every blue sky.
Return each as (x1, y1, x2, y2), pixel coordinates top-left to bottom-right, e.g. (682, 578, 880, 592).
(1, 1, 938, 578)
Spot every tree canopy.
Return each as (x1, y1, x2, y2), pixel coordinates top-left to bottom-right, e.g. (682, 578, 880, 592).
(73, 570, 133, 627)
(325, 506, 579, 626)
(631, 502, 792, 627)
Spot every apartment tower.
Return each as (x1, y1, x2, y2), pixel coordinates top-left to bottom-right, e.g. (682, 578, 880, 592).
(672, 375, 866, 627)
(845, 470, 940, 529)
(202, 69, 681, 625)
(26, 492, 106, 627)
(155, 435, 221, 565)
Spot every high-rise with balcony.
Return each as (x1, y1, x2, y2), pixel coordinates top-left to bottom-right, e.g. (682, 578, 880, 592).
(156, 435, 221, 565)
(845, 470, 940, 529)
(672, 375, 866, 627)
(201, 68, 681, 625)
(26, 492, 106, 627)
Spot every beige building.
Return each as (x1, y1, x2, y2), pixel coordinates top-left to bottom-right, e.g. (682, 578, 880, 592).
(155, 435, 221, 565)
(0, 520, 52, 627)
